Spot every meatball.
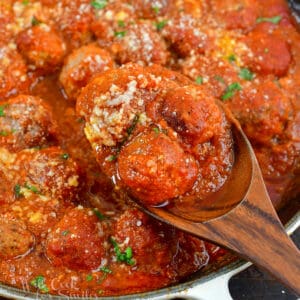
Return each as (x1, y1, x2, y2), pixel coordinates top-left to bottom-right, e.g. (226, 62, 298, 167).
(130, 0, 174, 19)
(161, 85, 223, 145)
(112, 209, 209, 275)
(77, 65, 154, 148)
(0, 170, 14, 205)
(180, 54, 240, 98)
(0, 95, 58, 152)
(16, 147, 82, 202)
(54, 0, 95, 49)
(243, 31, 291, 76)
(59, 44, 114, 100)
(0, 215, 35, 259)
(111, 21, 169, 65)
(0, 46, 30, 99)
(46, 207, 108, 270)
(16, 24, 66, 73)
(118, 128, 198, 205)
(162, 15, 207, 57)
(226, 80, 292, 146)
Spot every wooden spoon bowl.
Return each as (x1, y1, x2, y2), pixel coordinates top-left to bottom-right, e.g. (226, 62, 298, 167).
(135, 116, 300, 295)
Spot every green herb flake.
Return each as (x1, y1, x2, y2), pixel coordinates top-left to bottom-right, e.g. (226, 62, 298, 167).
(153, 127, 160, 134)
(239, 68, 254, 81)
(61, 230, 70, 236)
(195, 76, 203, 85)
(114, 31, 127, 38)
(24, 182, 40, 194)
(100, 266, 112, 274)
(31, 16, 41, 26)
(118, 20, 125, 28)
(91, 0, 107, 10)
(93, 208, 106, 221)
(127, 115, 139, 136)
(60, 153, 69, 160)
(106, 155, 117, 162)
(228, 54, 236, 63)
(110, 237, 135, 265)
(0, 105, 7, 117)
(22, 0, 29, 5)
(86, 274, 93, 282)
(14, 184, 23, 198)
(30, 275, 49, 293)
(214, 75, 225, 84)
(155, 20, 168, 31)
(152, 5, 160, 14)
(256, 15, 282, 25)
(221, 82, 242, 101)
(0, 131, 8, 137)
(77, 117, 85, 123)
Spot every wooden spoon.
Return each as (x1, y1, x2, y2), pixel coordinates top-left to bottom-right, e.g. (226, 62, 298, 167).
(135, 118, 300, 295)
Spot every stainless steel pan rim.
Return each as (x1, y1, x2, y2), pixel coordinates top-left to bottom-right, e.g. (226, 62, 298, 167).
(0, 211, 298, 300)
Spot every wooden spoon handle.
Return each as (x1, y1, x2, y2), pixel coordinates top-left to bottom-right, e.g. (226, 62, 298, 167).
(198, 161, 300, 295)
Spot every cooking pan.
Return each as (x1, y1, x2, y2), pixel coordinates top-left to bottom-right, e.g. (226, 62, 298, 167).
(0, 1, 299, 299)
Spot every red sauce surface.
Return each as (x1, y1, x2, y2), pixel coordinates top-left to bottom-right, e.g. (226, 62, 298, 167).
(0, 0, 299, 297)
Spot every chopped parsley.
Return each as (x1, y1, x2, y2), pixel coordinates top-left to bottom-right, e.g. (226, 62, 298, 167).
(93, 208, 106, 221)
(61, 230, 70, 236)
(90, 0, 107, 9)
(214, 75, 225, 84)
(155, 20, 168, 30)
(114, 31, 126, 38)
(77, 117, 85, 123)
(221, 82, 242, 101)
(228, 54, 236, 63)
(22, 0, 29, 4)
(118, 20, 125, 28)
(86, 274, 93, 282)
(60, 153, 69, 160)
(195, 76, 203, 85)
(110, 237, 135, 265)
(153, 127, 160, 134)
(0, 104, 7, 117)
(100, 266, 112, 274)
(0, 131, 8, 137)
(152, 5, 160, 14)
(256, 15, 282, 24)
(14, 184, 23, 198)
(106, 155, 117, 162)
(31, 16, 41, 26)
(30, 275, 49, 293)
(127, 115, 139, 136)
(239, 68, 254, 81)
(24, 182, 41, 194)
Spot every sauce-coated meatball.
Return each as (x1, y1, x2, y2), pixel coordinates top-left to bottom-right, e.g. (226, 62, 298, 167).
(0, 46, 30, 99)
(111, 21, 169, 65)
(130, 0, 174, 19)
(0, 215, 35, 259)
(54, 0, 95, 49)
(162, 85, 222, 145)
(46, 207, 109, 270)
(243, 31, 291, 76)
(227, 80, 292, 146)
(16, 24, 66, 73)
(162, 15, 207, 57)
(0, 95, 58, 152)
(59, 44, 113, 100)
(16, 147, 82, 202)
(118, 128, 198, 205)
